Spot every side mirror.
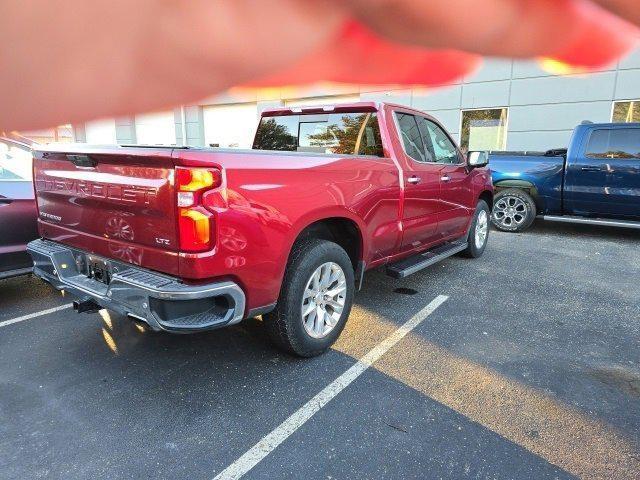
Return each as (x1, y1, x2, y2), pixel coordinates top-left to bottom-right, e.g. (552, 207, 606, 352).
(468, 151, 489, 168)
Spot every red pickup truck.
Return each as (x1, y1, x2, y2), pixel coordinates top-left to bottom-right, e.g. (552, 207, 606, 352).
(28, 102, 492, 356)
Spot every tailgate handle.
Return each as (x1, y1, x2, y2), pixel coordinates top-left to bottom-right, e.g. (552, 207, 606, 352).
(66, 154, 97, 168)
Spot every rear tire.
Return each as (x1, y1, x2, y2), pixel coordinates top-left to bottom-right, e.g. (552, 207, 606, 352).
(263, 238, 355, 357)
(491, 188, 537, 232)
(461, 200, 490, 258)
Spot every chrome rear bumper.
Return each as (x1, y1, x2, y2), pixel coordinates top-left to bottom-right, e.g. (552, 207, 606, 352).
(27, 239, 246, 332)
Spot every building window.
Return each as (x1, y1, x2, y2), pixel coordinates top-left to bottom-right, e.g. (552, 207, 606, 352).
(460, 108, 508, 152)
(612, 101, 640, 123)
(16, 125, 73, 144)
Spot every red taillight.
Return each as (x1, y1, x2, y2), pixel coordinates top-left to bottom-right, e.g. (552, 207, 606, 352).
(176, 167, 221, 252)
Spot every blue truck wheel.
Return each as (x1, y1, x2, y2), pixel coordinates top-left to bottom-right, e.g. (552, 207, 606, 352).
(491, 189, 537, 232)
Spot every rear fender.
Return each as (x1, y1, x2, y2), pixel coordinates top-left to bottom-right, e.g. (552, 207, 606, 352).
(285, 206, 367, 264)
(493, 180, 542, 209)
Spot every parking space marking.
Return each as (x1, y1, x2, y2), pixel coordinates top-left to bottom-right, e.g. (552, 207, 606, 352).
(213, 294, 449, 480)
(0, 304, 72, 329)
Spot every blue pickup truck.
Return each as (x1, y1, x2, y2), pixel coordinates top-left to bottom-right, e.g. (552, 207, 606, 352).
(489, 122, 640, 232)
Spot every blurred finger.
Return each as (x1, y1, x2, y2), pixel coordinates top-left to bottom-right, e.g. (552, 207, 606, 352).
(593, 0, 640, 26)
(247, 20, 482, 87)
(1, 0, 638, 133)
(343, 0, 638, 66)
(0, 0, 345, 132)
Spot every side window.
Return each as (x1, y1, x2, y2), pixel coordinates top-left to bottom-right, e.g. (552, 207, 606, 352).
(0, 140, 33, 181)
(586, 129, 640, 159)
(395, 113, 427, 162)
(418, 118, 460, 164)
(356, 113, 384, 157)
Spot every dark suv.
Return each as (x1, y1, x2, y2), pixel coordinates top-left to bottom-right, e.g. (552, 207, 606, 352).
(0, 137, 38, 279)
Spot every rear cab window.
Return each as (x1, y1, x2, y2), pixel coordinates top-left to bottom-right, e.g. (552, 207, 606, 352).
(253, 112, 383, 157)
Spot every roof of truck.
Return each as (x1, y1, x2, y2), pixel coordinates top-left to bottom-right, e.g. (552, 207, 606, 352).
(261, 101, 380, 116)
(578, 122, 640, 127)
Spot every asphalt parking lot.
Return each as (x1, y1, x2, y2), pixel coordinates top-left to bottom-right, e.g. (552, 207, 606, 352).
(1, 221, 639, 480)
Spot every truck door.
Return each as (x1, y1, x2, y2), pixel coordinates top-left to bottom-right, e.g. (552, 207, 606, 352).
(393, 111, 442, 251)
(416, 117, 474, 239)
(565, 126, 640, 219)
(0, 139, 38, 273)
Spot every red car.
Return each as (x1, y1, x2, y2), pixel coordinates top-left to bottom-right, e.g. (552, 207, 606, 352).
(28, 102, 493, 356)
(0, 136, 38, 280)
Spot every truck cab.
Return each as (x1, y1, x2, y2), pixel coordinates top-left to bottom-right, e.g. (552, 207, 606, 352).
(564, 123, 640, 220)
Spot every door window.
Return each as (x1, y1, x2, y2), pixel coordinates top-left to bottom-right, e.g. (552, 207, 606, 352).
(395, 113, 429, 162)
(0, 140, 33, 181)
(417, 118, 460, 164)
(586, 129, 640, 159)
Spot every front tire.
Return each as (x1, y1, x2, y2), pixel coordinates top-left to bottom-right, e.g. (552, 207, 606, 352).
(263, 238, 355, 357)
(461, 200, 490, 258)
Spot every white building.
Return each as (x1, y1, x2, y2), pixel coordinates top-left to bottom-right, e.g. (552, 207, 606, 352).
(74, 48, 640, 152)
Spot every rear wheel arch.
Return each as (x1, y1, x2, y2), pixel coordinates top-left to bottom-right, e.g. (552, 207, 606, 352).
(492, 188, 537, 232)
(288, 217, 364, 275)
(493, 180, 544, 211)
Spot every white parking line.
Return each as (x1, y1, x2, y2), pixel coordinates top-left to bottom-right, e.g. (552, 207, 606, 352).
(0, 304, 72, 329)
(213, 294, 449, 480)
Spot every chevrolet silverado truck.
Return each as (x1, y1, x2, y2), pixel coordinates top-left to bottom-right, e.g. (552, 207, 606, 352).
(27, 102, 493, 356)
(490, 122, 640, 232)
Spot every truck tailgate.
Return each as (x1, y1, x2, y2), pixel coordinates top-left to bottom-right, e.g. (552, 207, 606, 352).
(33, 146, 180, 274)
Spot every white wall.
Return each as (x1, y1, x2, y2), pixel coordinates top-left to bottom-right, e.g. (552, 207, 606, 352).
(134, 111, 176, 145)
(85, 119, 117, 144)
(203, 103, 258, 148)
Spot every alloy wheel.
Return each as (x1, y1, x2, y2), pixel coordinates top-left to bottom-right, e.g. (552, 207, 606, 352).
(301, 262, 347, 338)
(475, 209, 489, 248)
(492, 195, 528, 229)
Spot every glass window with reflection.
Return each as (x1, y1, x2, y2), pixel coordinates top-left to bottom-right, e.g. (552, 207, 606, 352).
(395, 112, 428, 162)
(461, 108, 508, 152)
(0, 140, 33, 181)
(253, 112, 384, 157)
(417, 117, 460, 164)
(586, 128, 640, 159)
(612, 101, 640, 123)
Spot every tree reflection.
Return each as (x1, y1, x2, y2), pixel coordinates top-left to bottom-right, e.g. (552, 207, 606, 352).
(252, 118, 296, 151)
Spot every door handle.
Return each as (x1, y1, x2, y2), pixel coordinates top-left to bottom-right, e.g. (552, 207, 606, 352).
(441, 175, 451, 182)
(581, 166, 602, 172)
(407, 176, 421, 184)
